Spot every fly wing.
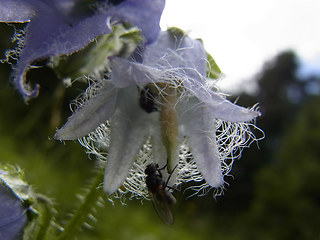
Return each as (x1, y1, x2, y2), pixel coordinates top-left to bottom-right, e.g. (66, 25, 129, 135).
(149, 190, 175, 225)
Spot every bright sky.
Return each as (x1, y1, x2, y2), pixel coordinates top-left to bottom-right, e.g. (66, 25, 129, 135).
(160, 0, 320, 93)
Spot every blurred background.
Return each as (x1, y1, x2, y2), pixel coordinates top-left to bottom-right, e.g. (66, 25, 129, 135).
(161, 0, 320, 94)
(1, 4, 320, 238)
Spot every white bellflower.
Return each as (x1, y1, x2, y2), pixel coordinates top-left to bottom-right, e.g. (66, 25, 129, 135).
(55, 30, 262, 198)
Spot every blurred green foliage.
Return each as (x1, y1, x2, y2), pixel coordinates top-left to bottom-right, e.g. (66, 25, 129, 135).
(1, 23, 320, 239)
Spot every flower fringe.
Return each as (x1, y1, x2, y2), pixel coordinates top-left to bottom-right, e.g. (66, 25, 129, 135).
(76, 77, 263, 200)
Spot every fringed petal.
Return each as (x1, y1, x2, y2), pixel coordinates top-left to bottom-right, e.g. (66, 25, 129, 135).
(143, 31, 208, 77)
(206, 100, 260, 122)
(0, 0, 35, 22)
(4, 0, 165, 100)
(103, 87, 153, 194)
(107, 0, 165, 44)
(54, 82, 119, 140)
(179, 98, 224, 187)
(182, 77, 260, 122)
(13, 11, 113, 100)
(110, 57, 164, 88)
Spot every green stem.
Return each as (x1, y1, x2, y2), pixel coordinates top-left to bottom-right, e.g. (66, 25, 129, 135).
(56, 167, 104, 240)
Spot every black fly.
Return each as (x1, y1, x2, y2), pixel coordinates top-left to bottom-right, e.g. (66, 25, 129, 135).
(145, 163, 176, 225)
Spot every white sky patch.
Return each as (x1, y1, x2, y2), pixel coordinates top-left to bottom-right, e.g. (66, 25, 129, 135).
(298, 54, 320, 78)
(160, 0, 320, 93)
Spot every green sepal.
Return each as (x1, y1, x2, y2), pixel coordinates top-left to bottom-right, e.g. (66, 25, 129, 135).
(206, 52, 222, 80)
(167, 27, 185, 40)
(51, 24, 142, 81)
(167, 27, 222, 80)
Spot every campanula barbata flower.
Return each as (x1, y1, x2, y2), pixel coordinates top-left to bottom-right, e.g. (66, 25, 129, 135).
(55, 29, 262, 199)
(0, 0, 165, 101)
(0, 185, 27, 240)
(0, 167, 29, 240)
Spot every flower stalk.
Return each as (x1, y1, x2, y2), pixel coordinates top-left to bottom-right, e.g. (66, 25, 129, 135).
(56, 166, 104, 240)
(159, 84, 179, 173)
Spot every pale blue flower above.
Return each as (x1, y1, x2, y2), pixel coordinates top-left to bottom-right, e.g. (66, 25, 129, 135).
(0, 0, 165, 100)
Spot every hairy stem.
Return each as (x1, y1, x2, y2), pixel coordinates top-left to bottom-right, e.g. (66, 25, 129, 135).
(56, 167, 104, 240)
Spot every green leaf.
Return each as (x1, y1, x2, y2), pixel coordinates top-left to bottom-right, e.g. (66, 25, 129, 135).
(0, 164, 34, 204)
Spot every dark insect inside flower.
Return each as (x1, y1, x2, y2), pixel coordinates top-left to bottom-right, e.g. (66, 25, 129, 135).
(145, 163, 176, 225)
(139, 86, 158, 113)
